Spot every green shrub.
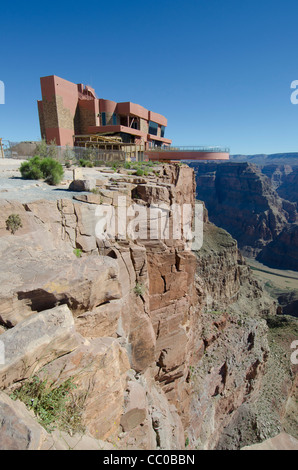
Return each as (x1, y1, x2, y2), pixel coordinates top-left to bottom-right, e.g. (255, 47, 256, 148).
(40, 158, 64, 185)
(47, 140, 58, 159)
(20, 156, 43, 180)
(10, 376, 85, 434)
(134, 282, 145, 296)
(6, 214, 23, 234)
(34, 139, 48, 158)
(135, 168, 144, 176)
(73, 248, 82, 258)
(34, 139, 58, 159)
(20, 156, 64, 185)
(79, 158, 94, 168)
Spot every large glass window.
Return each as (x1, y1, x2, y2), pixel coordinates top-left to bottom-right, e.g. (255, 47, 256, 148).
(161, 125, 165, 138)
(101, 112, 106, 126)
(148, 121, 158, 136)
(112, 113, 117, 125)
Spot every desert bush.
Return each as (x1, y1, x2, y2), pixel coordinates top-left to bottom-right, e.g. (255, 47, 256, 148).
(20, 156, 43, 180)
(20, 156, 63, 185)
(34, 139, 48, 158)
(34, 139, 58, 159)
(79, 159, 94, 168)
(63, 145, 74, 167)
(10, 376, 85, 434)
(134, 282, 146, 296)
(40, 157, 64, 185)
(6, 214, 23, 234)
(73, 248, 82, 258)
(47, 140, 58, 159)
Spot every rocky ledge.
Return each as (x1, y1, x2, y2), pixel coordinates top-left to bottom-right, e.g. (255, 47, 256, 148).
(0, 163, 296, 450)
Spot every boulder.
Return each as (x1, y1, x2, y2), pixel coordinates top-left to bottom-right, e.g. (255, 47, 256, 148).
(0, 391, 49, 450)
(0, 305, 80, 389)
(0, 254, 121, 326)
(0, 391, 115, 450)
(38, 337, 130, 441)
(69, 179, 96, 192)
(120, 381, 148, 432)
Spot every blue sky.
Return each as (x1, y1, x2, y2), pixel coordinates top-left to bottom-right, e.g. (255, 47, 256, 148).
(1, 0, 298, 154)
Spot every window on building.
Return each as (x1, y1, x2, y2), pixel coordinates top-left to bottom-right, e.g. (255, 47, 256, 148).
(101, 112, 106, 126)
(112, 113, 117, 125)
(131, 119, 138, 130)
(161, 126, 165, 138)
(120, 115, 127, 126)
(148, 121, 158, 136)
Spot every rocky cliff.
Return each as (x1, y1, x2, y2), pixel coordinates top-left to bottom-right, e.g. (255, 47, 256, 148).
(256, 223, 298, 271)
(189, 162, 298, 265)
(261, 164, 298, 206)
(0, 163, 296, 450)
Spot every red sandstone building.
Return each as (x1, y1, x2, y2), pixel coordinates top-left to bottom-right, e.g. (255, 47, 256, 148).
(37, 75, 229, 161)
(37, 75, 171, 148)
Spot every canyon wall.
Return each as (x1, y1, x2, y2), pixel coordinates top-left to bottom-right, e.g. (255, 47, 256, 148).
(261, 164, 298, 205)
(0, 164, 295, 450)
(189, 162, 298, 268)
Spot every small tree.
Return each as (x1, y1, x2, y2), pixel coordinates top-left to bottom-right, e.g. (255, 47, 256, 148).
(34, 139, 58, 160)
(35, 139, 48, 158)
(47, 139, 58, 159)
(84, 148, 97, 163)
(63, 145, 74, 167)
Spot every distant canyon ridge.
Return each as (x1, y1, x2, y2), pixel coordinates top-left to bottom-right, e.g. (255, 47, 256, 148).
(189, 156, 298, 271)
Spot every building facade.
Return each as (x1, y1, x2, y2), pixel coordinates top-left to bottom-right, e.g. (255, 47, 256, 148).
(37, 75, 172, 149)
(37, 75, 229, 162)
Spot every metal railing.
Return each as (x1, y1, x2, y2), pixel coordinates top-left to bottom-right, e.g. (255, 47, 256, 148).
(147, 145, 230, 153)
(3, 141, 126, 163)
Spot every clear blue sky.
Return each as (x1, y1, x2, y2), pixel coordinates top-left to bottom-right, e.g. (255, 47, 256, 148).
(1, 0, 298, 154)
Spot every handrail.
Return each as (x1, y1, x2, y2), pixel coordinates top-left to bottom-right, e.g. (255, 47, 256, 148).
(147, 146, 230, 153)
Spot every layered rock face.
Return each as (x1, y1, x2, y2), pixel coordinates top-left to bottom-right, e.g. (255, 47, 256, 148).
(261, 164, 298, 206)
(0, 165, 196, 450)
(187, 212, 278, 449)
(0, 163, 295, 450)
(256, 223, 298, 270)
(189, 162, 297, 258)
